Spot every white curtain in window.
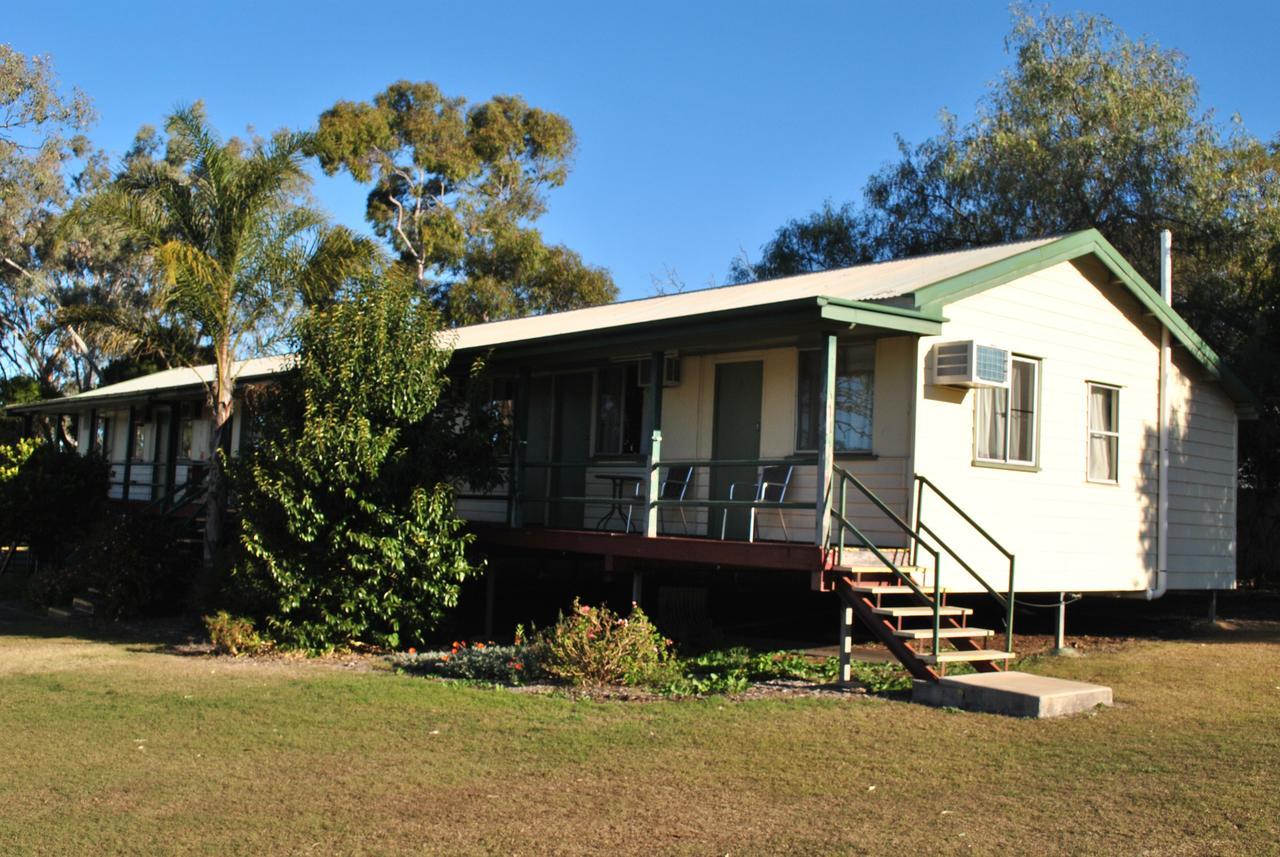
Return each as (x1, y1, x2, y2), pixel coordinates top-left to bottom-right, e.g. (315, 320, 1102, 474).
(976, 387, 1006, 460)
(1009, 361, 1035, 462)
(1088, 386, 1117, 481)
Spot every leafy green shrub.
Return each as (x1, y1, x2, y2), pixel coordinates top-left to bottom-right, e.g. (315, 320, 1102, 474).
(31, 514, 192, 619)
(540, 599, 675, 687)
(654, 647, 834, 695)
(204, 611, 268, 656)
(0, 440, 109, 563)
(392, 640, 541, 684)
(22, 561, 78, 610)
(235, 275, 488, 652)
(844, 659, 912, 693)
(0, 437, 40, 482)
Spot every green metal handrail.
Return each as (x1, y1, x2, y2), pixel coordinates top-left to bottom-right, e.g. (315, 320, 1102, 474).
(651, 456, 818, 469)
(831, 464, 945, 656)
(135, 475, 207, 516)
(913, 474, 1016, 653)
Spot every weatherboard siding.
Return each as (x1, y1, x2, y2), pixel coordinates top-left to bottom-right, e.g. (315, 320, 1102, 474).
(912, 260, 1164, 594)
(1164, 348, 1238, 588)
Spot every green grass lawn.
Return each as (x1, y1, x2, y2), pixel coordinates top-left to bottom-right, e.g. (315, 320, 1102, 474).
(1, 618, 1278, 856)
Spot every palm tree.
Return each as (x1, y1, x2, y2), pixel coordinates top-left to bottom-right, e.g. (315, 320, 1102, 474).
(85, 105, 376, 565)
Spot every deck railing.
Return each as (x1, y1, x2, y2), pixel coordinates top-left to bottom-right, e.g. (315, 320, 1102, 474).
(107, 458, 208, 504)
(503, 454, 818, 536)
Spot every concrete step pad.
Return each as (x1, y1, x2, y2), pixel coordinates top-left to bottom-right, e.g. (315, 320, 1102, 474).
(913, 671, 1114, 718)
(919, 649, 1016, 664)
(872, 605, 972, 618)
(71, 597, 95, 615)
(894, 626, 994, 640)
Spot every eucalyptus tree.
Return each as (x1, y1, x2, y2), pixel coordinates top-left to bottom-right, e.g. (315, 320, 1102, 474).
(309, 81, 616, 325)
(734, 7, 1266, 285)
(0, 44, 97, 396)
(85, 104, 377, 564)
(732, 6, 1280, 493)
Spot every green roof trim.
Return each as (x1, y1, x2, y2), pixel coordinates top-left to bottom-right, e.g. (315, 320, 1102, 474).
(817, 297, 945, 335)
(911, 228, 1257, 411)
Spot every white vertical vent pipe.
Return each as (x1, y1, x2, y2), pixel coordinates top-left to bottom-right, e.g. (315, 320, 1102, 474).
(1151, 230, 1172, 599)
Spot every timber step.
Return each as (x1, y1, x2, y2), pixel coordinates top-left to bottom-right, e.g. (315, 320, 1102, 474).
(918, 650, 1017, 665)
(872, 605, 972, 618)
(71, 597, 95, 616)
(893, 626, 994, 640)
(848, 584, 948, 596)
(840, 565, 928, 576)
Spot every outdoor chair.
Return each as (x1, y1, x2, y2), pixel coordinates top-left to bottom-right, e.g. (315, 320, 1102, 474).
(656, 464, 694, 535)
(623, 464, 695, 535)
(721, 464, 793, 542)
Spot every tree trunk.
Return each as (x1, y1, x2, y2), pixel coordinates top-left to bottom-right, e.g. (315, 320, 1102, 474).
(203, 340, 234, 570)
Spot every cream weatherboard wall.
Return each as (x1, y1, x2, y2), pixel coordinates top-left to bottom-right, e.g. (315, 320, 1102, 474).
(912, 260, 1160, 594)
(1165, 348, 1238, 588)
(675, 339, 913, 542)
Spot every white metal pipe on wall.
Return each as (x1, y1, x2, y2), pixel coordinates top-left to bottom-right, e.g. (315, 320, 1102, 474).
(1151, 230, 1173, 600)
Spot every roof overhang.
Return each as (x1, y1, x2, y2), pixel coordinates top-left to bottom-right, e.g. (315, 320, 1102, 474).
(466, 296, 944, 365)
(5, 367, 285, 415)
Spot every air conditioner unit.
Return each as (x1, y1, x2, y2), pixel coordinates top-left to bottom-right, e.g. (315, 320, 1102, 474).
(929, 341, 1011, 388)
(637, 355, 682, 388)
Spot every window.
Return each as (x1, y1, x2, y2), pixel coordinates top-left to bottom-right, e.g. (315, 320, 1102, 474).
(975, 356, 1039, 466)
(796, 343, 875, 453)
(1087, 383, 1120, 483)
(489, 377, 515, 457)
(179, 419, 194, 460)
(131, 422, 150, 463)
(594, 363, 644, 456)
(92, 416, 110, 457)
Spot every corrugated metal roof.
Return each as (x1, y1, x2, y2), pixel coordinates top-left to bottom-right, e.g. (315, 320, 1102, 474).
(13, 236, 1058, 411)
(13, 355, 293, 410)
(449, 236, 1058, 351)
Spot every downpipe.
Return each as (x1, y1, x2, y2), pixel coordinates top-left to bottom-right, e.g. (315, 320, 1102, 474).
(1149, 230, 1173, 601)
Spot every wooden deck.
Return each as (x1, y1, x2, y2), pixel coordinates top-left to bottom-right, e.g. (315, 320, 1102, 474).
(471, 524, 830, 573)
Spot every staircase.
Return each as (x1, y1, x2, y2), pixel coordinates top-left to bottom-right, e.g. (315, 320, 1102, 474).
(828, 468, 1017, 683)
(46, 477, 210, 623)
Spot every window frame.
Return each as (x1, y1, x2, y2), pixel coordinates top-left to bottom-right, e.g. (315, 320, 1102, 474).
(1085, 381, 1121, 485)
(973, 355, 1041, 471)
(794, 343, 876, 455)
(592, 362, 645, 458)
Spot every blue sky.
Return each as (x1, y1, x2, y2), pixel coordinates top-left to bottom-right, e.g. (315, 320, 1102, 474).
(8, 1, 1279, 300)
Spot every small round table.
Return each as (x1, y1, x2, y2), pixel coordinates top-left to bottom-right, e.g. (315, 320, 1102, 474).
(594, 473, 644, 533)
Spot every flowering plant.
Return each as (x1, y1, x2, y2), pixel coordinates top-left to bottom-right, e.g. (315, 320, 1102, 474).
(540, 598, 674, 687)
(392, 640, 541, 684)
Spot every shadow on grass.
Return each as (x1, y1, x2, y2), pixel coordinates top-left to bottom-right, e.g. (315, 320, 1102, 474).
(0, 600, 208, 655)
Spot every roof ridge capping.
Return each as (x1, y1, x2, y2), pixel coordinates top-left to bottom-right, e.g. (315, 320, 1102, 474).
(910, 227, 1256, 412)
